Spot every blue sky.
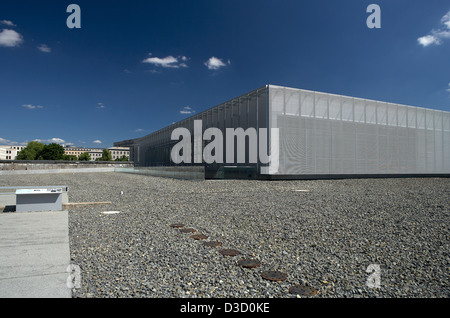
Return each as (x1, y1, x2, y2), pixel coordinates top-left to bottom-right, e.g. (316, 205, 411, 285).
(1, 0, 449, 148)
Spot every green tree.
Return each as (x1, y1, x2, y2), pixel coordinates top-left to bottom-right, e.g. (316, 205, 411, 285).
(115, 155, 129, 161)
(78, 152, 91, 161)
(100, 149, 112, 161)
(16, 141, 45, 160)
(63, 154, 78, 161)
(39, 143, 65, 160)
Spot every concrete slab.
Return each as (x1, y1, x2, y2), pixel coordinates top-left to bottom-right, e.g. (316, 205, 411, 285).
(0, 211, 71, 298)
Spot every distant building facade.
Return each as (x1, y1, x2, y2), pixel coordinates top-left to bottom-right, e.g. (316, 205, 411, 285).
(63, 147, 95, 159)
(64, 146, 130, 161)
(0, 145, 26, 160)
(108, 147, 130, 160)
(0, 144, 130, 161)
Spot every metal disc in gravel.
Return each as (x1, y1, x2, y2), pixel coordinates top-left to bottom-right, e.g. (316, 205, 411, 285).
(202, 241, 222, 247)
(237, 258, 261, 268)
(219, 249, 241, 256)
(260, 271, 287, 281)
(170, 223, 185, 228)
(179, 228, 196, 233)
(190, 234, 208, 240)
(101, 211, 121, 215)
(288, 285, 319, 296)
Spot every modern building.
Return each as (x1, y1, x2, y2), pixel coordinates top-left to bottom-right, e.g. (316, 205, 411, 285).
(0, 145, 26, 160)
(115, 85, 450, 179)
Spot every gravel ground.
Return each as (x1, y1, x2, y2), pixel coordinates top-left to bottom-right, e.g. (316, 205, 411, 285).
(1, 172, 449, 298)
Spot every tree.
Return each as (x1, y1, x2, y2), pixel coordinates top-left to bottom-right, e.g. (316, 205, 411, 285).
(78, 152, 91, 161)
(39, 143, 65, 160)
(115, 155, 129, 162)
(64, 154, 78, 161)
(16, 141, 45, 160)
(100, 149, 112, 161)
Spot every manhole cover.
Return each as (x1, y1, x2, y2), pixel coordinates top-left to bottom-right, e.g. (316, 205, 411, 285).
(190, 234, 208, 240)
(202, 241, 222, 247)
(237, 258, 261, 268)
(219, 249, 241, 256)
(288, 285, 319, 296)
(170, 223, 185, 228)
(179, 228, 196, 233)
(260, 271, 287, 281)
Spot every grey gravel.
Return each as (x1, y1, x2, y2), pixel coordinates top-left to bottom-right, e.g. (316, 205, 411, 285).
(1, 172, 449, 298)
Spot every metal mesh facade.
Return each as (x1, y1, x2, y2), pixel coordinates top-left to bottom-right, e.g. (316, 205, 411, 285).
(268, 85, 450, 175)
(130, 86, 268, 172)
(115, 84, 450, 178)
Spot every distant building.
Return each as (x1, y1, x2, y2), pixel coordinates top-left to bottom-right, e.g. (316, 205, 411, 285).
(112, 139, 135, 161)
(64, 146, 95, 159)
(89, 148, 103, 160)
(0, 145, 26, 160)
(0, 144, 130, 161)
(108, 147, 130, 160)
(64, 146, 129, 161)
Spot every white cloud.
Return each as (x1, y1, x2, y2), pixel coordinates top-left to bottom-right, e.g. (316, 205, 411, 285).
(436, 29, 450, 39)
(446, 83, 450, 93)
(0, 20, 16, 27)
(142, 54, 188, 68)
(204, 56, 230, 70)
(37, 44, 51, 53)
(0, 29, 23, 47)
(417, 35, 439, 47)
(418, 10, 450, 47)
(0, 137, 28, 146)
(442, 11, 450, 29)
(93, 140, 102, 144)
(0, 137, 14, 145)
(134, 128, 145, 132)
(49, 138, 65, 144)
(33, 138, 65, 144)
(97, 102, 105, 109)
(22, 104, 44, 109)
(180, 106, 195, 115)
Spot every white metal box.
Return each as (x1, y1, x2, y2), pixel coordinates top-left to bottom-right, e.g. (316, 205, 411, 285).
(15, 188, 63, 212)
